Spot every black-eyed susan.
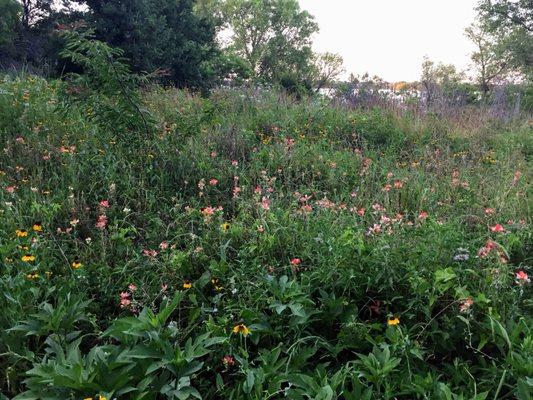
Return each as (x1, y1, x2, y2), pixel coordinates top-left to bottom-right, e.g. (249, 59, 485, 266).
(183, 280, 192, 289)
(16, 229, 28, 238)
(21, 254, 36, 262)
(211, 277, 224, 291)
(233, 323, 250, 336)
(220, 222, 230, 232)
(32, 222, 43, 232)
(26, 271, 39, 280)
(71, 260, 82, 269)
(387, 317, 400, 326)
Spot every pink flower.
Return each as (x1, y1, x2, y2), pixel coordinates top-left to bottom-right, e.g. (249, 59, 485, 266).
(15, 137, 25, 144)
(516, 271, 530, 284)
(120, 298, 131, 308)
(209, 178, 218, 186)
(210, 151, 217, 158)
(99, 200, 110, 208)
(95, 214, 108, 230)
(5, 186, 17, 194)
(260, 197, 270, 210)
(128, 284, 137, 292)
(484, 208, 495, 215)
(512, 170, 521, 185)
(357, 208, 366, 216)
(290, 258, 301, 266)
(120, 292, 130, 299)
(418, 211, 429, 220)
(159, 241, 169, 250)
(300, 204, 313, 214)
(254, 186, 262, 194)
(459, 297, 474, 313)
(490, 224, 505, 233)
(477, 239, 498, 258)
(393, 180, 404, 189)
(143, 249, 159, 257)
(201, 206, 215, 217)
(382, 184, 391, 192)
(222, 355, 235, 367)
(257, 225, 264, 233)
(231, 160, 238, 167)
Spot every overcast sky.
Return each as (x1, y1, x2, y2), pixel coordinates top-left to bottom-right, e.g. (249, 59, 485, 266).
(298, 0, 479, 82)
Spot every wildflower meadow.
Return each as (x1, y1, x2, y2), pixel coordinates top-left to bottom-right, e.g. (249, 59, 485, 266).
(0, 32, 532, 400)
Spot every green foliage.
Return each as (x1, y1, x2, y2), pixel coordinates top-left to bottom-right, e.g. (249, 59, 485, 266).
(0, 74, 531, 398)
(0, 0, 21, 46)
(81, 0, 220, 90)
(59, 29, 154, 139)
(219, 0, 318, 88)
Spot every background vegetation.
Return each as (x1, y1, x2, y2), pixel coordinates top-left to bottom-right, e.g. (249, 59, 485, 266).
(0, 0, 531, 399)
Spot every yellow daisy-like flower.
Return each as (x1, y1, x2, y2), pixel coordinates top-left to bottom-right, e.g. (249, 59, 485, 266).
(32, 223, 43, 232)
(387, 317, 400, 326)
(83, 398, 93, 400)
(71, 260, 82, 269)
(21, 254, 36, 262)
(26, 271, 40, 280)
(99, 396, 107, 400)
(183, 280, 192, 289)
(220, 222, 230, 231)
(16, 229, 28, 238)
(233, 323, 251, 336)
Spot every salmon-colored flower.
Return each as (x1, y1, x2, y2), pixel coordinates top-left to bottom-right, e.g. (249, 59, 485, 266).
(516, 271, 530, 284)
(490, 224, 505, 233)
(459, 298, 474, 313)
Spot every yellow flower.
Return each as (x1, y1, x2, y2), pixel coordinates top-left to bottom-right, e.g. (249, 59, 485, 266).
(32, 223, 43, 232)
(45, 271, 53, 278)
(16, 229, 28, 237)
(220, 222, 230, 232)
(98, 396, 107, 400)
(233, 323, 250, 336)
(21, 254, 36, 262)
(71, 260, 82, 269)
(26, 272, 39, 280)
(183, 280, 192, 289)
(387, 317, 400, 326)
(83, 398, 93, 400)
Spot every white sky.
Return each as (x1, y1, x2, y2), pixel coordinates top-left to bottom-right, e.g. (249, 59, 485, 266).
(298, 0, 479, 82)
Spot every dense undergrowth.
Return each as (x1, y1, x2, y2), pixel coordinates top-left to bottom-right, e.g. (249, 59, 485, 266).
(0, 70, 532, 399)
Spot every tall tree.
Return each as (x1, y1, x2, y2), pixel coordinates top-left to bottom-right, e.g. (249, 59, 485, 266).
(477, 0, 532, 76)
(18, 0, 53, 28)
(466, 23, 509, 101)
(0, 0, 21, 47)
(312, 52, 344, 92)
(77, 0, 220, 90)
(219, 0, 318, 84)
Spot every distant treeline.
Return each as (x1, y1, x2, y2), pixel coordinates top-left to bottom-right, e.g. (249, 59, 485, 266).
(0, 0, 531, 102)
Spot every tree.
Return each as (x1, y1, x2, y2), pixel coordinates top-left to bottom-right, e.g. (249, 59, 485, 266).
(312, 52, 344, 92)
(76, 0, 220, 90)
(420, 57, 464, 108)
(476, 0, 532, 76)
(0, 0, 21, 47)
(219, 0, 318, 85)
(466, 23, 509, 101)
(18, 0, 54, 29)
